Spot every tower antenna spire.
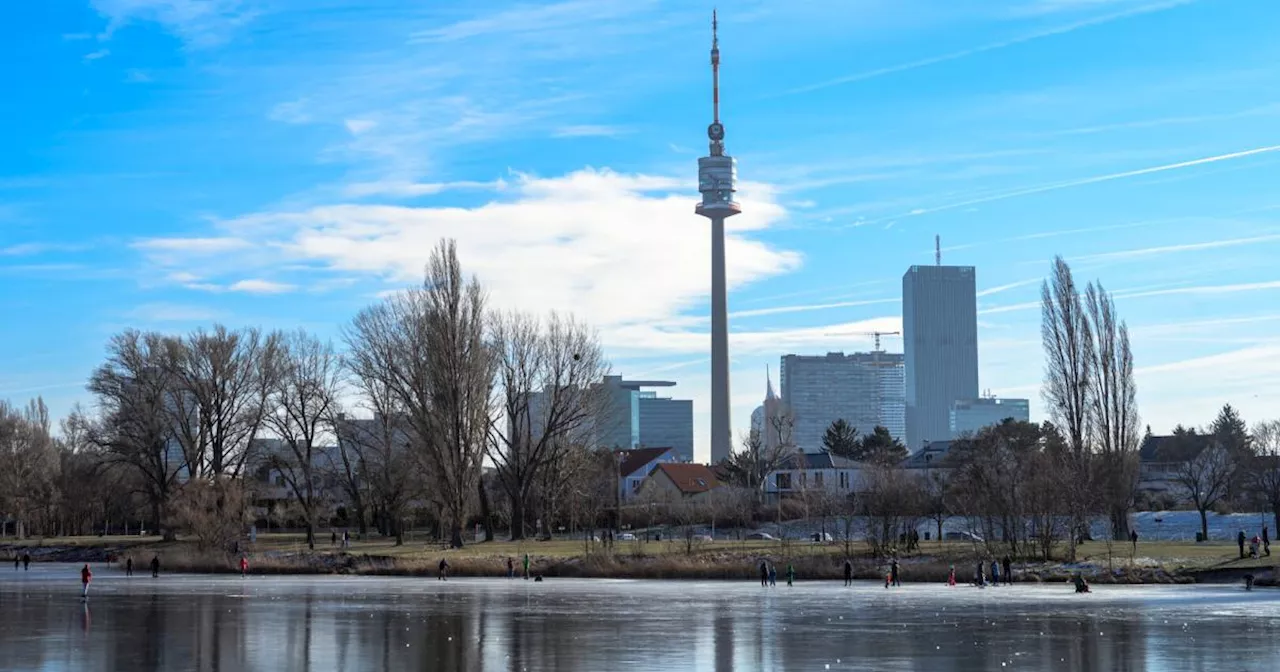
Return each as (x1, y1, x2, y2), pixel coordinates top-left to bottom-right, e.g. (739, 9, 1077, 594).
(712, 9, 720, 125)
(935, 235, 941, 266)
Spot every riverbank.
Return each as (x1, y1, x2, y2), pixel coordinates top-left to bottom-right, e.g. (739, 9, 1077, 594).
(4, 535, 1276, 585)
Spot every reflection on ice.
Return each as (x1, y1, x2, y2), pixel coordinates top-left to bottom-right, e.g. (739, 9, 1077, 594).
(1, 563, 1278, 671)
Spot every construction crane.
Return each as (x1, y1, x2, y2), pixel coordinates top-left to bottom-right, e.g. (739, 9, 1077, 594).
(822, 330, 902, 436)
(822, 330, 901, 351)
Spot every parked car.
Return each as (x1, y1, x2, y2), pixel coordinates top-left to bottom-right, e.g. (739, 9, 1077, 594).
(693, 534, 714, 542)
(618, 532, 637, 541)
(745, 532, 777, 541)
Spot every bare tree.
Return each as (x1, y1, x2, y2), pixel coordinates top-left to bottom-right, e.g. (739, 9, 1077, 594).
(1040, 257, 1094, 560)
(346, 239, 494, 548)
(1085, 282, 1141, 541)
(861, 463, 922, 557)
(1251, 420, 1280, 538)
(488, 311, 608, 540)
(165, 325, 281, 478)
(262, 331, 343, 550)
(1170, 443, 1234, 540)
(87, 330, 186, 539)
(0, 398, 60, 538)
(720, 428, 791, 508)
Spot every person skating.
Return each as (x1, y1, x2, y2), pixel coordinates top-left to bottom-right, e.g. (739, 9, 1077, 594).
(974, 562, 985, 587)
(22, 553, 30, 570)
(843, 559, 853, 587)
(1264, 525, 1271, 557)
(768, 563, 777, 587)
(890, 558, 900, 587)
(1072, 573, 1090, 594)
(507, 557, 515, 579)
(786, 563, 795, 587)
(947, 564, 956, 587)
(126, 557, 133, 577)
(81, 564, 92, 599)
(12, 555, 17, 570)
(1238, 530, 1247, 559)
(1001, 555, 1012, 586)
(239, 556, 249, 577)
(150, 555, 160, 578)
(331, 531, 337, 547)
(1130, 530, 1138, 554)
(523, 553, 530, 580)
(990, 559, 1000, 586)
(438, 558, 449, 581)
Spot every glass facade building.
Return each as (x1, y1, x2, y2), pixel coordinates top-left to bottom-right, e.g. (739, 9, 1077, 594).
(903, 265, 979, 450)
(779, 351, 905, 452)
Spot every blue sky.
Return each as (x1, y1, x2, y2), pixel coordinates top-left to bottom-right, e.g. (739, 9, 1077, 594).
(3, 0, 1279, 462)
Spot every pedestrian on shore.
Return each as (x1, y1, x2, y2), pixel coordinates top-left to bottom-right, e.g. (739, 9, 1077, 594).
(150, 555, 160, 578)
(947, 565, 956, 587)
(1002, 555, 1012, 585)
(1249, 536, 1260, 559)
(239, 556, 249, 577)
(843, 559, 853, 587)
(507, 557, 515, 579)
(769, 563, 777, 587)
(1130, 530, 1138, 554)
(1238, 530, 1247, 559)
(991, 559, 1000, 586)
(81, 564, 92, 599)
(22, 553, 30, 570)
(786, 563, 795, 587)
(890, 558, 900, 587)
(523, 553, 530, 580)
(759, 560, 769, 587)
(1263, 525, 1271, 557)
(438, 559, 449, 581)
(126, 557, 133, 577)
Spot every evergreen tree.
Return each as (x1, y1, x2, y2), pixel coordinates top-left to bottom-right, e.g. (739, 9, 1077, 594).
(859, 425, 908, 465)
(821, 419, 860, 458)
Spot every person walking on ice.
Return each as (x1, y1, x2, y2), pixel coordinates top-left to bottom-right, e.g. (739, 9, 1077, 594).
(239, 556, 249, 577)
(843, 559, 853, 587)
(150, 555, 160, 578)
(759, 560, 769, 587)
(126, 557, 133, 577)
(80, 564, 92, 599)
(786, 563, 795, 587)
(438, 559, 450, 581)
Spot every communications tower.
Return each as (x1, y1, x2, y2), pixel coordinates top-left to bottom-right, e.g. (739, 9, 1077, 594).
(696, 10, 741, 465)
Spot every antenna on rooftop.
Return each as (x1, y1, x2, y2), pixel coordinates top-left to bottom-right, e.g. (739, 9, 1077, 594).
(935, 235, 941, 266)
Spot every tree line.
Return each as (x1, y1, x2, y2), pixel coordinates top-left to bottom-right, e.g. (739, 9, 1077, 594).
(0, 239, 615, 549)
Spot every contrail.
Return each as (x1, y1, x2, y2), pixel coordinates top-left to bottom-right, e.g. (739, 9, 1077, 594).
(775, 0, 1197, 97)
(902, 144, 1280, 219)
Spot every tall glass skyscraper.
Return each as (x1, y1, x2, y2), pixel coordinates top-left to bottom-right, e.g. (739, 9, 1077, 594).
(902, 265, 979, 450)
(779, 351, 906, 452)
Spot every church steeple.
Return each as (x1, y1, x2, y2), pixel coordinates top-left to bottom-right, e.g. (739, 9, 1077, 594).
(765, 364, 777, 401)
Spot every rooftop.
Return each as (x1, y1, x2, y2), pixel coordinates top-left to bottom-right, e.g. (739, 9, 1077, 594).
(617, 446, 675, 477)
(651, 463, 720, 494)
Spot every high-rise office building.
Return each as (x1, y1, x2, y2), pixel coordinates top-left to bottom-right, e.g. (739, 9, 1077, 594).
(535, 376, 694, 462)
(779, 352, 905, 452)
(903, 264, 979, 450)
(950, 397, 1030, 437)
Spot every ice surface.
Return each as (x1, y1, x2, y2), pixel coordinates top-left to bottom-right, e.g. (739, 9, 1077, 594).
(1, 563, 1278, 671)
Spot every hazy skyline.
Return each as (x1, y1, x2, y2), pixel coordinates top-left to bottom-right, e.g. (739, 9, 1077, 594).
(3, 0, 1279, 462)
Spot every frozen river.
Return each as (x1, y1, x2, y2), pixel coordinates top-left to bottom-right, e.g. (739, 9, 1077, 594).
(2, 564, 1278, 671)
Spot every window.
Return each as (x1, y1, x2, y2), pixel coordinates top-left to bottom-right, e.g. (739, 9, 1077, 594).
(632, 479, 642, 492)
(839, 472, 849, 489)
(814, 472, 824, 487)
(776, 473, 792, 490)
(695, 478, 706, 487)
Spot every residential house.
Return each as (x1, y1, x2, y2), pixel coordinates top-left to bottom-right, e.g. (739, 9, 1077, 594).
(636, 463, 722, 502)
(1138, 433, 1214, 497)
(764, 451, 864, 500)
(617, 446, 679, 502)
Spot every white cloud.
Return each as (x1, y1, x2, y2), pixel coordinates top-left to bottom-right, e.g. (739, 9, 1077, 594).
(125, 69, 153, 83)
(342, 179, 507, 199)
(411, 0, 648, 43)
(83, 49, 111, 62)
(134, 236, 251, 254)
(91, 0, 258, 48)
(142, 167, 800, 329)
(1078, 233, 1280, 262)
(344, 119, 377, 135)
(268, 99, 312, 124)
(227, 279, 295, 294)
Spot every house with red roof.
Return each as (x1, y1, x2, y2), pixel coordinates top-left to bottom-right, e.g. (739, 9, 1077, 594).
(637, 463, 722, 502)
(617, 446, 679, 502)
